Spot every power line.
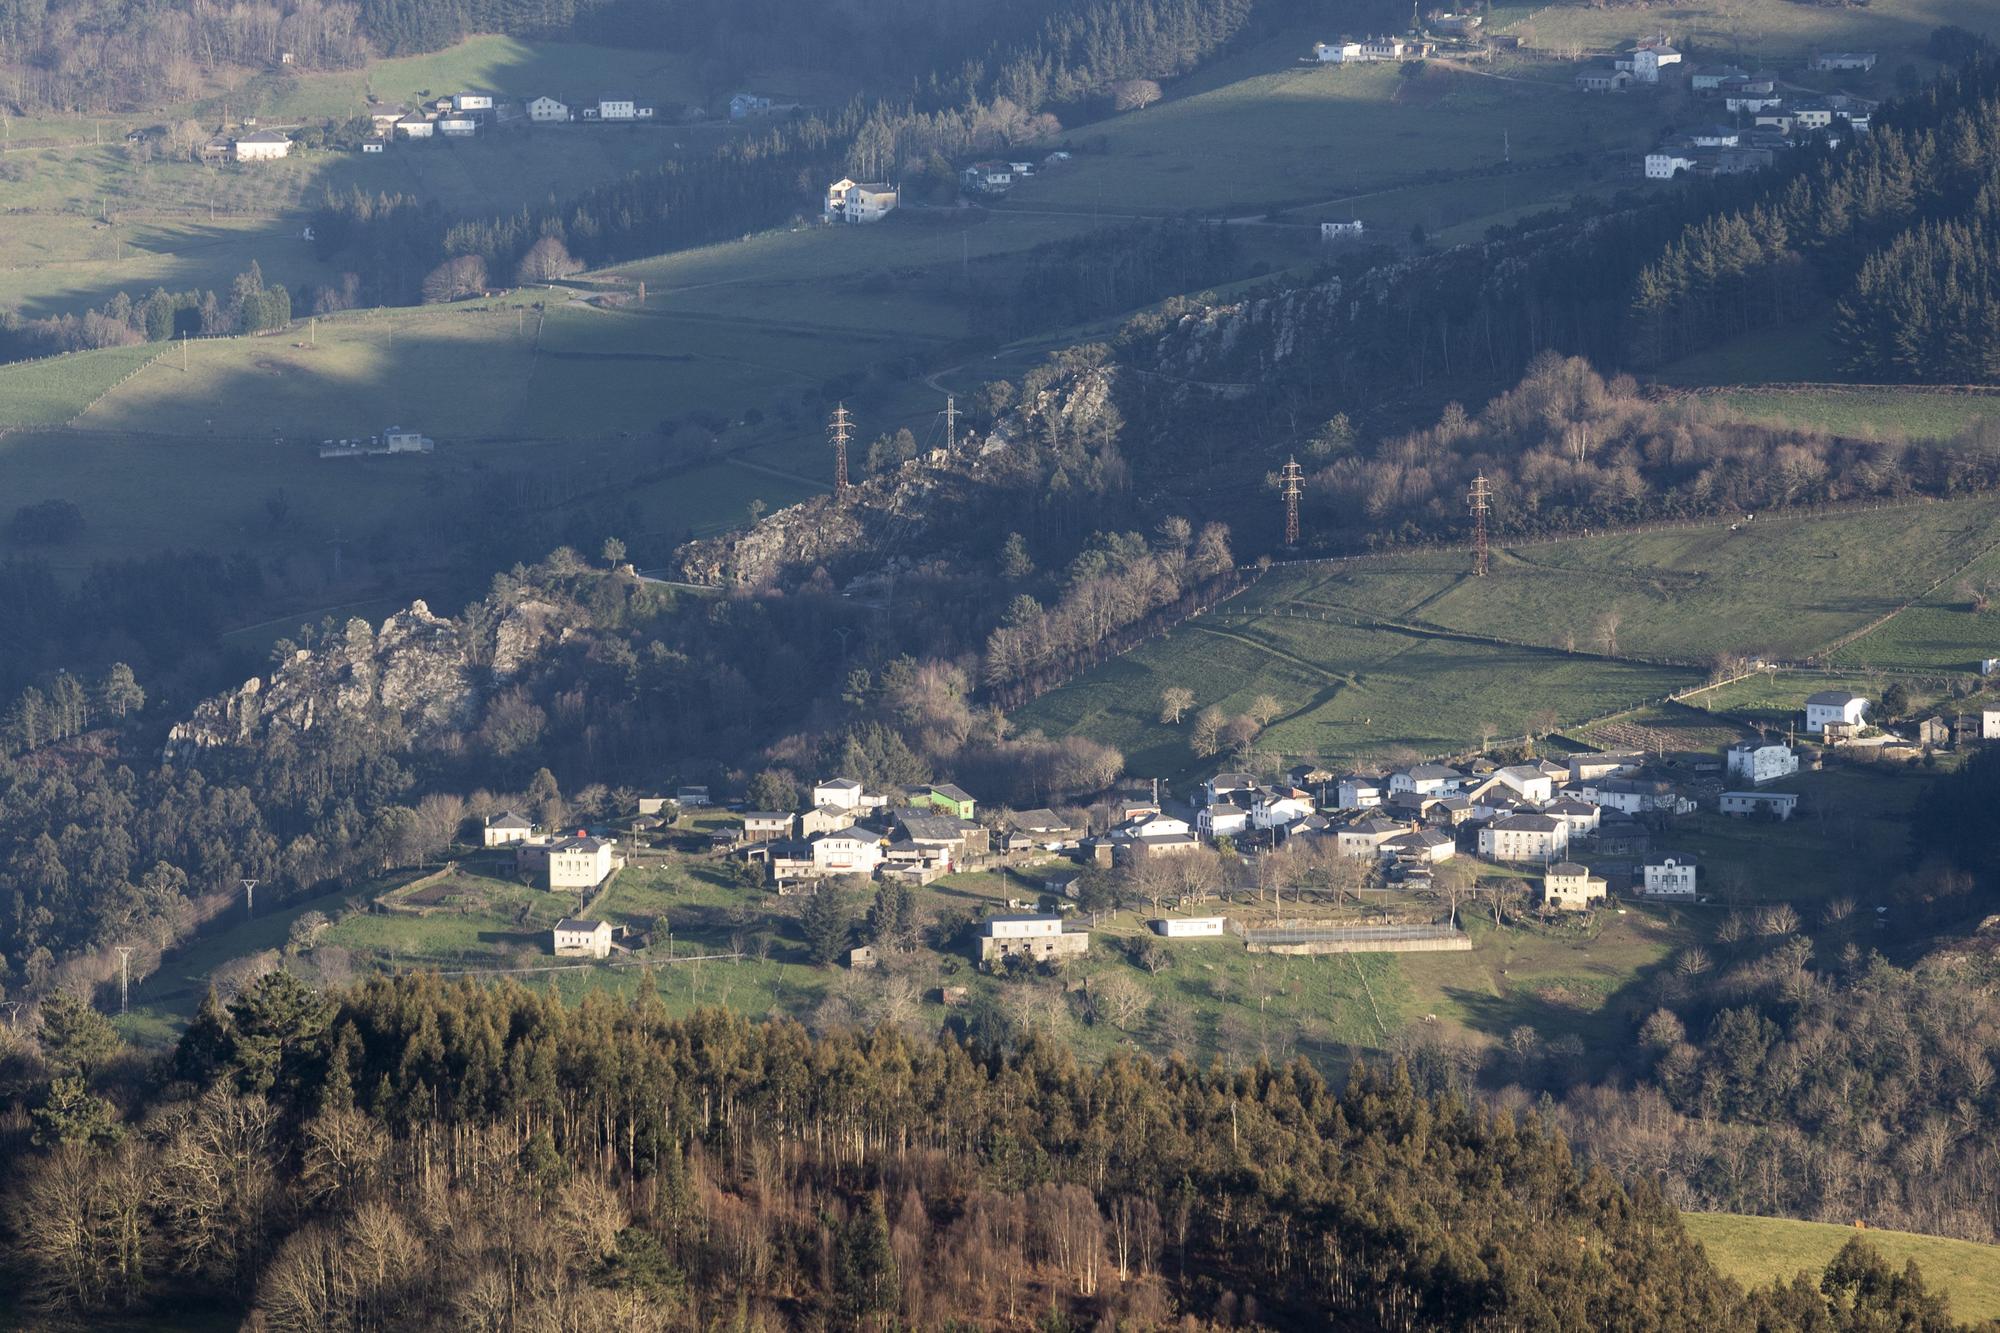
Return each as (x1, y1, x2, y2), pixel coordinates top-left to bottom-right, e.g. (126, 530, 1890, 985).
(1468, 472, 1491, 577)
(1278, 456, 1304, 548)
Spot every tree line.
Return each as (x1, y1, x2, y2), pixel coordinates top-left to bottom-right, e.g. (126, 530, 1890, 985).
(0, 263, 296, 361)
(1, 972, 1976, 1329)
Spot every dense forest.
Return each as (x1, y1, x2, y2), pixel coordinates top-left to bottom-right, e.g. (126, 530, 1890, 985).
(0, 975, 1978, 1329)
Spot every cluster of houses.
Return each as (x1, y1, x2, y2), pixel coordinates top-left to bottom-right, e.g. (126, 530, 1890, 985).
(197, 127, 294, 164)
(725, 778, 1015, 890)
(820, 151, 1073, 223)
(1645, 85, 1875, 179)
(317, 425, 434, 459)
(358, 90, 661, 152)
(481, 814, 623, 890)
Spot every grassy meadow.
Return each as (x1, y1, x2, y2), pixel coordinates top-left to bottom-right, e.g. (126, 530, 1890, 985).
(1685, 1212, 2000, 1323)
(1705, 387, 2000, 445)
(1492, 0, 2000, 62)
(1005, 61, 1659, 219)
(0, 342, 164, 428)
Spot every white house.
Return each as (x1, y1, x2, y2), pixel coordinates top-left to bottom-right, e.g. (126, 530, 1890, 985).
(1336, 776, 1384, 809)
(1641, 858, 1698, 898)
(1357, 36, 1406, 61)
(1980, 658, 1999, 676)
(1720, 790, 1799, 820)
(528, 96, 569, 122)
(1543, 863, 1607, 911)
(233, 130, 292, 161)
(825, 178, 899, 223)
(1545, 797, 1602, 837)
(1493, 765, 1555, 804)
(809, 825, 885, 875)
(1197, 803, 1252, 840)
(813, 777, 865, 810)
(1151, 916, 1227, 938)
(1313, 40, 1363, 63)
(1979, 708, 2000, 741)
(1203, 773, 1258, 806)
(437, 114, 477, 137)
(1251, 789, 1316, 830)
(980, 914, 1088, 962)
(1581, 777, 1678, 815)
(552, 917, 613, 958)
(483, 811, 534, 847)
(362, 140, 385, 153)
(1616, 42, 1681, 83)
(1321, 219, 1365, 241)
(1727, 742, 1798, 785)
(547, 835, 615, 890)
(382, 426, 433, 453)
(1391, 764, 1462, 796)
(597, 96, 652, 121)
(1812, 52, 1876, 72)
(1725, 93, 1785, 114)
(1478, 813, 1569, 863)
(1568, 752, 1642, 783)
(1114, 812, 1192, 842)
(396, 114, 434, 138)
(1689, 125, 1739, 148)
(961, 161, 1013, 193)
(1805, 690, 1869, 735)
(452, 92, 494, 111)
(1646, 151, 1696, 180)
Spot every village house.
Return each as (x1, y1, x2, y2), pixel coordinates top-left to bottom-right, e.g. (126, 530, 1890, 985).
(362, 140, 385, 153)
(1688, 124, 1740, 148)
(1576, 68, 1635, 93)
(809, 824, 887, 875)
(1358, 35, 1408, 61)
(979, 914, 1089, 963)
(739, 811, 793, 842)
(595, 96, 653, 121)
(528, 96, 569, 122)
(1478, 813, 1569, 863)
(1545, 797, 1602, 837)
(1008, 809, 1078, 848)
(1579, 776, 1679, 815)
(824, 178, 899, 223)
(1337, 816, 1407, 859)
(1336, 775, 1385, 809)
(1720, 790, 1799, 820)
(1429, 12, 1482, 37)
(1251, 787, 1316, 830)
(1321, 219, 1365, 241)
(545, 835, 616, 890)
(437, 113, 477, 137)
(1725, 90, 1785, 114)
(1916, 716, 1951, 748)
(729, 92, 773, 119)
(961, 161, 1014, 193)
(1491, 764, 1555, 804)
(1616, 39, 1681, 83)
(812, 777, 865, 810)
(233, 130, 292, 161)
(848, 945, 879, 969)
(766, 841, 816, 891)
(1646, 149, 1697, 180)
(551, 917, 613, 959)
(367, 104, 411, 130)
(1313, 40, 1363, 62)
(1197, 795, 1253, 841)
(1383, 828, 1457, 864)
(1641, 857, 1698, 898)
(910, 782, 978, 821)
(482, 811, 534, 847)
(1151, 916, 1227, 938)
(1811, 52, 1877, 72)
(1568, 752, 1643, 783)
(1805, 690, 1870, 735)
(1391, 763, 1464, 796)
(1727, 741, 1798, 785)
(1691, 64, 1749, 91)
(675, 785, 712, 808)
(894, 810, 987, 865)
(1203, 772, 1258, 806)
(1543, 863, 1608, 912)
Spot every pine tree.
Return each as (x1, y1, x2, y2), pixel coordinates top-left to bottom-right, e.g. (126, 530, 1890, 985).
(801, 881, 849, 966)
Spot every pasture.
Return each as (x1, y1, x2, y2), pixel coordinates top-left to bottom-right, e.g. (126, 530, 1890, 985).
(1005, 62, 1659, 219)
(1684, 1212, 2000, 1323)
(1705, 387, 2000, 445)
(0, 343, 163, 428)
(1492, 0, 2000, 63)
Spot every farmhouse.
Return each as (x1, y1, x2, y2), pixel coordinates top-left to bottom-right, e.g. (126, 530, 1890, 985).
(1615, 40, 1681, 83)
(962, 161, 1013, 193)
(367, 105, 411, 129)
(1197, 797, 1252, 841)
(1726, 742, 1798, 785)
(740, 812, 793, 842)
(1008, 809, 1078, 848)
(1252, 788, 1316, 830)
(1383, 828, 1456, 864)
(1392, 763, 1463, 796)
(1641, 857, 1698, 898)
(1336, 775, 1385, 808)
(1691, 65, 1749, 91)
(1491, 764, 1555, 804)
(452, 92, 494, 111)
(362, 141, 385, 153)
(1543, 863, 1608, 912)
(1580, 776, 1679, 815)
(596, 96, 653, 120)
(1688, 125, 1739, 148)
(979, 914, 1089, 963)
(1429, 12, 1481, 37)
(1576, 68, 1634, 93)
(1313, 41, 1363, 63)
(1321, 219, 1365, 240)
(546, 835, 616, 890)
(824, 178, 900, 223)
(729, 92, 773, 119)
(437, 114, 477, 137)
(1805, 690, 1870, 735)
(1478, 813, 1569, 863)
(528, 96, 569, 122)
(1152, 916, 1227, 938)
(1645, 150, 1696, 180)
(1569, 752, 1642, 782)
(1204, 773, 1258, 806)
(1357, 35, 1408, 61)
(894, 810, 988, 863)
(233, 130, 292, 161)
(1337, 816, 1407, 858)
(1812, 52, 1877, 72)
(1545, 797, 1602, 836)
(552, 917, 613, 959)
(813, 778, 865, 809)
(1720, 790, 1799, 820)
(482, 811, 534, 847)
(809, 825, 887, 875)
(910, 782, 977, 820)
(396, 114, 434, 138)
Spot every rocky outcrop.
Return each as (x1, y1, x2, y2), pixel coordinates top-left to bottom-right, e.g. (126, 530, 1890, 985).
(165, 597, 575, 762)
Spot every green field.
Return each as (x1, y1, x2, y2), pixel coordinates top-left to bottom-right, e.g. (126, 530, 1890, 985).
(0, 343, 163, 427)
(1005, 61, 1660, 219)
(1685, 1212, 2000, 1323)
(1494, 0, 2000, 62)
(1706, 388, 2000, 444)
(1018, 500, 2000, 775)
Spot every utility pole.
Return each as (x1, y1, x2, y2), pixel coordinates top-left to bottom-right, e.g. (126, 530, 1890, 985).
(1468, 471, 1491, 577)
(828, 402, 852, 497)
(241, 878, 260, 919)
(181, 332, 188, 372)
(1279, 456, 1304, 548)
(115, 946, 133, 1013)
(944, 394, 956, 452)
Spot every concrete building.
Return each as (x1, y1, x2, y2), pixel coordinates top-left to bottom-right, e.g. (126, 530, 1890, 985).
(1151, 916, 1227, 938)
(233, 130, 292, 161)
(1478, 813, 1569, 862)
(824, 178, 899, 223)
(1727, 742, 1798, 785)
(1543, 863, 1608, 911)
(483, 811, 534, 847)
(552, 917, 613, 958)
(809, 825, 886, 876)
(1805, 690, 1870, 735)
(979, 914, 1089, 963)
(1641, 858, 1698, 898)
(1720, 790, 1799, 820)
(813, 777, 865, 810)
(1336, 775, 1385, 809)
(528, 96, 569, 122)
(547, 835, 615, 890)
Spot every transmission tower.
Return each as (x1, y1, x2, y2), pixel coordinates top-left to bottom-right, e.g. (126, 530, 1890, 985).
(1279, 456, 1304, 548)
(828, 402, 853, 497)
(1468, 472, 1491, 577)
(115, 946, 133, 1014)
